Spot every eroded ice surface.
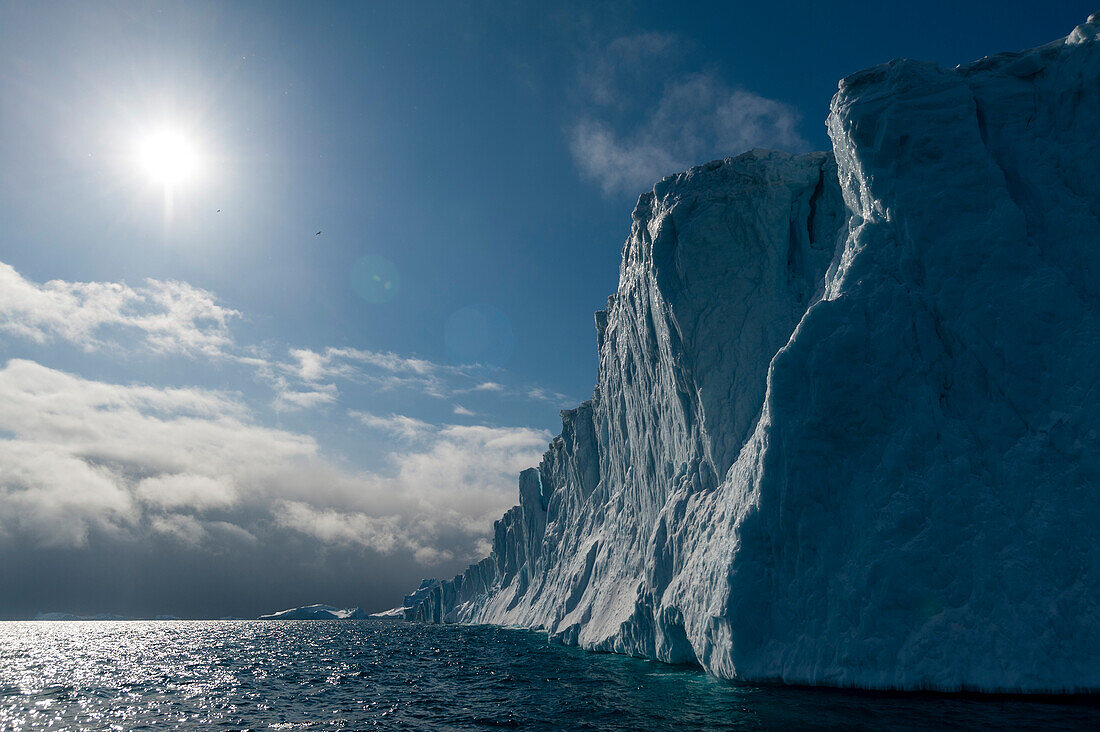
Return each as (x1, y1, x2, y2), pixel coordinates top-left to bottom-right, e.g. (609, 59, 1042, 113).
(403, 16, 1100, 693)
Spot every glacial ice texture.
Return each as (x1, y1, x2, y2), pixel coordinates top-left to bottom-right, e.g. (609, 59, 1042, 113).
(405, 16, 1100, 693)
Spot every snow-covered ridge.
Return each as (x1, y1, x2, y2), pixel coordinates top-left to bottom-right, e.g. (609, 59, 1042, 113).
(402, 17, 1100, 693)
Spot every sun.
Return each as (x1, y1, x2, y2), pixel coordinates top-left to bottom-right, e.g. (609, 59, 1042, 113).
(134, 128, 202, 188)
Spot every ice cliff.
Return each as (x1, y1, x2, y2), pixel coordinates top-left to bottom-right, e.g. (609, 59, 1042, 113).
(403, 16, 1100, 693)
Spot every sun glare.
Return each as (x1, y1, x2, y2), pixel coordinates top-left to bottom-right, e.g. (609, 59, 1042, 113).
(135, 128, 202, 188)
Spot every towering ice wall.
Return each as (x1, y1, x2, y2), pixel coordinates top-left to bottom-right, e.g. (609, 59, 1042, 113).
(405, 16, 1100, 693)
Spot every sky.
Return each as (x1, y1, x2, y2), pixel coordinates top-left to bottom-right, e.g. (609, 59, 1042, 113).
(0, 0, 1094, 619)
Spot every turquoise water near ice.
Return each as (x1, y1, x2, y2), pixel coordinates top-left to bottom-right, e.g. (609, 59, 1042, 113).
(0, 620, 1096, 730)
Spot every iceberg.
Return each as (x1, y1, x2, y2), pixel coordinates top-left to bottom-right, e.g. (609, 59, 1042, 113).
(401, 15, 1100, 693)
(34, 612, 136, 621)
(34, 612, 84, 621)
(369, 607, 406, 619)
(258, 604, 371, 620)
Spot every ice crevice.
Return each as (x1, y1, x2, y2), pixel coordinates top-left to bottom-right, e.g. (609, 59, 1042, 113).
(401, 18, 1100, 693)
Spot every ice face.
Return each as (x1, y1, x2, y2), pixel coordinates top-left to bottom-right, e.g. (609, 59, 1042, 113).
(403, 17, 1100, 693)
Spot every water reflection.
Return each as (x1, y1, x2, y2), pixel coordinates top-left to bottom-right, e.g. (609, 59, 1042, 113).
(0, 621, 1095, 730)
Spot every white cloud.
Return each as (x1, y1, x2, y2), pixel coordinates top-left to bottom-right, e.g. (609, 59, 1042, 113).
(0, 440, 136, 547)
(273, 383, 338, 412)
(472, 381, 504, 392)
(0, 262, 238, 357)
(289, 348, 329, 382)
(349, 410, 434, 441)
(0, 258, 569, 569)
(268, 349, 572, 411)
(287, 347, 443, 383)
(270, 346, 476, 407)
(0, 259, 573, 415)
(455, 380, 577, 407)
(0, 358, 550, 565)
(136, 473, 238, 511)
(527, 386, 572, 405)
(570, 35, 808, 195)
(378, 422, 551, 544)
(151, 513, 208, 546)
(274, 501, 402, 554)
(412, 545, 454, 565)
(0, 358, 313, 547)
(334, 347, 439, 376)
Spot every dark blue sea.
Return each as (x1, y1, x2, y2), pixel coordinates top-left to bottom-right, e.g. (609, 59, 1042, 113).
(0, 620, 1096, 730)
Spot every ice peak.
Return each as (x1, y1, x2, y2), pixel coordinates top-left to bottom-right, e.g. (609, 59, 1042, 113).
(1068, 11, 1100, 44)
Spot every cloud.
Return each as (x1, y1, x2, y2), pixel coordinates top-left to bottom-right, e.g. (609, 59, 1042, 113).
(269, 419, 551, 562)
(570, 34, 808, 195)
(0, 259, 574, 615)
(288, 348, 329, 382)
(379, 422, 552, 541)
(0, 358, 314, 547)
(274, 501, 402, 554)
(577, 31, 681, 109)
(0, 440, 136, 547)
(527, 386, 573, 405)
(0, 358, 550, 566)
(0, 259, 574, 415)
(288, 347, 441, 383)
(458, 380, 577, 407)
(349, 410, 434, 441)
(0, 256, 571, 589)
(270, 346, 482, 407)
(136, 473, 238, 511)
(151, 513, 209, 546)
(472, 381, 504, 392)
(273, 382, 338, 412)
(0, 262, 237, 357)
(271, 350, 572, 411)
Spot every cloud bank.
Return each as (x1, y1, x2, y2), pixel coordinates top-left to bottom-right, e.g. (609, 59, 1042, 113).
(0, 358, 550, 565)
(0, 258, 570, 616)
(0, 262, 237, 357)
(569, 33, 808, 195)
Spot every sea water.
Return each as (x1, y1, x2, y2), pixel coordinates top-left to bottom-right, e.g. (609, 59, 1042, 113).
(0, 620, 1095, 730)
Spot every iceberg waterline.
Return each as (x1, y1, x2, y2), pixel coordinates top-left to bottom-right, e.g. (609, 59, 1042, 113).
(401, 16, 1100, 693)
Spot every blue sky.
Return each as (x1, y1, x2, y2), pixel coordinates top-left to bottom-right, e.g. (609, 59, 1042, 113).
(0, 0, 1094, 618)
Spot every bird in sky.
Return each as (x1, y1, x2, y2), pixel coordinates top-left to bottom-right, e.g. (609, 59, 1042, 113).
(315, 230, 322, 236)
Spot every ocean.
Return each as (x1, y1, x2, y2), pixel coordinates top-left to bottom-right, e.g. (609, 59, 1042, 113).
(0, 620, 1095, 730)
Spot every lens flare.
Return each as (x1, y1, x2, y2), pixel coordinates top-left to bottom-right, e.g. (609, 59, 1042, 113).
(350, 255, 400, 303)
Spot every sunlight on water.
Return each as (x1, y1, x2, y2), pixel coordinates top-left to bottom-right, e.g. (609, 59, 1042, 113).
(0, 620, 1095, 730)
